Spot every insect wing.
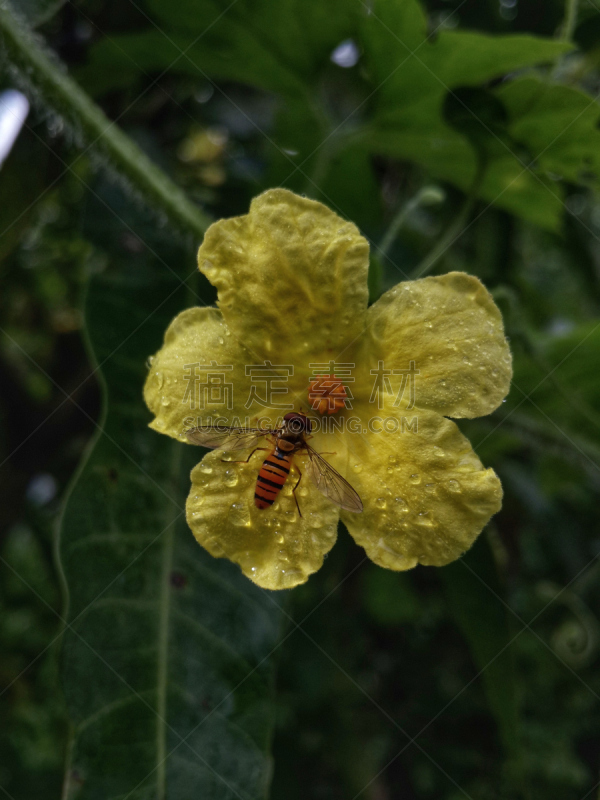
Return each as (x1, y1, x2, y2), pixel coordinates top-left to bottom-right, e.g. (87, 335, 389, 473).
(304, 445, 363, 513)
(184, 425, 273, 451)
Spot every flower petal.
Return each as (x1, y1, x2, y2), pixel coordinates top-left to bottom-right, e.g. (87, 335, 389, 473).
(340, 401, 502, 570)
(365, 272, 511, 418)
(143, 307, 271, 440)
(186, 449, 340, 590)
(197, 188, 370, 387)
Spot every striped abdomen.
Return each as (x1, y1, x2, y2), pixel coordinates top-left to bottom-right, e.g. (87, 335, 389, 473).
(255, 449, 292, 509)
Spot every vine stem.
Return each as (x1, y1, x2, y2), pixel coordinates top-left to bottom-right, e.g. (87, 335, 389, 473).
(410, 160, 485, 280)
(379, 186, 444, 261)
(0, 5, 212, 240)
(560, 0, 579, 42)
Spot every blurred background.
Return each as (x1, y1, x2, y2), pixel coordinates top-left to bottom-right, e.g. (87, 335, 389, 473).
(2, 0, 600, 798)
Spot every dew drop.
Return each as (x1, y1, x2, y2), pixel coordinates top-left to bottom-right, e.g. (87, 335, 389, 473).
(230, 502, 251, 527)
(155, 371, 164, 388)
(375, 497, 387, 510)
(161, 396, 170, 407)
(447, 479, 461, 493)
(424, 483, 437, 494)
(353, 463, 363, 473)
(199, 463, 213, 474)
(307, 512, 322, 529)
(409, 473, 421, 484)
(275, 533, 284, 544)
(416, 511, 434, 527)
(218, 336, 224, 345)
(146, 355, 154, 368)
(224, 469, 238, 487)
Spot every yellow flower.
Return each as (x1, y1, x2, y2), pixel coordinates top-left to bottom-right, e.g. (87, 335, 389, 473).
(144, 189, 511, 590)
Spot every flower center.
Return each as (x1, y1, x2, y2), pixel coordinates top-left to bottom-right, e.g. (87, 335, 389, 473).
(308, 374, 347, 415)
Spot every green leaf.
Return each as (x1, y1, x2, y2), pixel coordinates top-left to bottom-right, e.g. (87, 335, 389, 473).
(359, 0, 573, 228)
(146, 0, 356, 81)
(440, 536, 519, 757)
(495, 76, 600, 186)
(77, 30, 306, 98)
(510, 320, 600, 448)
(58, 189, 283, 799)
(78, 0, 356, 97)
(75, 0, 593, 231)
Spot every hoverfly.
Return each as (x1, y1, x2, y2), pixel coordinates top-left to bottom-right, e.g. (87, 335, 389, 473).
(185, 411, 363, 515)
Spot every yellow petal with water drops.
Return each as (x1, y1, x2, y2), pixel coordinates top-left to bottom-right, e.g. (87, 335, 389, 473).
(197, 188, 370, 393)
(186, 448, 340, 590)
(364, 272, 511, 418)
(340, 400, 502, 570)
(143, 306, 266, 441)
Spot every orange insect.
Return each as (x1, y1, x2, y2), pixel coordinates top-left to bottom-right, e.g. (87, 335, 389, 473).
(185, 411, 363, 515)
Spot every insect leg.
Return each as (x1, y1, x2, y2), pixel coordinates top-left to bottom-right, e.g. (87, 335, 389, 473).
(221, 447, 268, 464)
(291, 465, 303, 518)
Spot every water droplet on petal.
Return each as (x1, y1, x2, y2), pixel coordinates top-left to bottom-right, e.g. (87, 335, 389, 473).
(161, 396, 170, 407)
(416, 511, 434, 527)
(447, 479, 461, 493)
(230, 502, 251, 527)
(224, 469, 238, 487)
(155, 371, 164, 388)
(199, 463, 213, 474)
(353, 464, 363, 473)
(375, 497, 387, 510)
(410, 473, 421, 484)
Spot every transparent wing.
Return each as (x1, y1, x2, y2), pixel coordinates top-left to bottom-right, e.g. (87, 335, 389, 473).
(303, 445, 363, 513)
(184, 424, 274, 451)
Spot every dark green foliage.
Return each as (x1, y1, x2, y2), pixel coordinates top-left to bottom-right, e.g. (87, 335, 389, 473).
(2, 0, 600, 798)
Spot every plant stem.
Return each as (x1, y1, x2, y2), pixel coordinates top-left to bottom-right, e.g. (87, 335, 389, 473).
(560, 0, 579, 42)
(379, 186, 444, 261)
(0, 6, 212, 239)
(379, 197, 419, 262)
(410, 160, 485, 280)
